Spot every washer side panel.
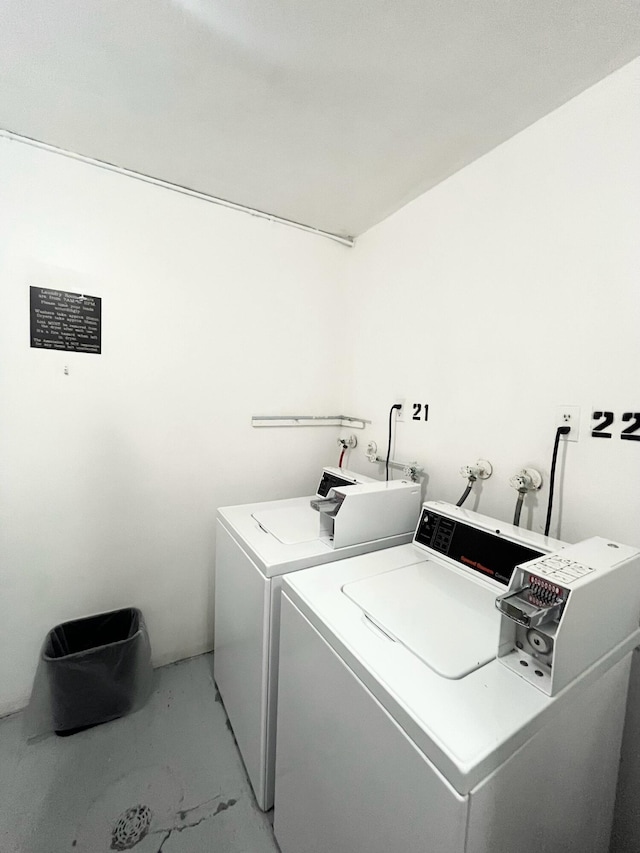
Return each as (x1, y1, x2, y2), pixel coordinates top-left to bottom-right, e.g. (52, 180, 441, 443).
(274, 593, 467, 853)
(214, 519, 271, 808)
(466, 655, 631, 853)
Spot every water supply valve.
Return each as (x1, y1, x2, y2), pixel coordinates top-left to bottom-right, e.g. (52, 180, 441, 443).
(509, 468, 542, 492)
(337, 435, 358, 449)
(460, 459, 493, 481)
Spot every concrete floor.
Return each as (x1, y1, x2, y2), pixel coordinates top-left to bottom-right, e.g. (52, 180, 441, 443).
(0, 654, 280, 853)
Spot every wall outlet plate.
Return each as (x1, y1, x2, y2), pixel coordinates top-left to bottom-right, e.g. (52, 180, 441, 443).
(556, 406, 580, 442)
(394, 398, 406, 422)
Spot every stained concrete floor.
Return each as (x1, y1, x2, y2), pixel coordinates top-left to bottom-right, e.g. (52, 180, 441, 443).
(0, 654, 280, 853)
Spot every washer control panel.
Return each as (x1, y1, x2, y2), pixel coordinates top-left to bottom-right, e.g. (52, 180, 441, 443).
(414, 506, 544, 585)
(529, 555, 594, 586)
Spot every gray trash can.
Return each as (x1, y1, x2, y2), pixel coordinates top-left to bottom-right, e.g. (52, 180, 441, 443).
(40, 607, 153, 735)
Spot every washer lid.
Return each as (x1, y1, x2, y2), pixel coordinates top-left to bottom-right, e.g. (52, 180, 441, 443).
(252, 505, 320, 545)
(342, 560, 500, 679)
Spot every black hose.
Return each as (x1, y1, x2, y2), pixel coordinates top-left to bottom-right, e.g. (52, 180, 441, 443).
(513, 490, 525, 527)
(385, 404, 401, 481)
(544, 426, 570, 536)
(456, 478, 475, 507)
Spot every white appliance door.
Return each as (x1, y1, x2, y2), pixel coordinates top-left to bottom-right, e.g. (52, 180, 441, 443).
(252, 505, 320, 544)
(214, 520, 271, 809)
(274, 594, 467, 853)
(342, 559, 500, 678)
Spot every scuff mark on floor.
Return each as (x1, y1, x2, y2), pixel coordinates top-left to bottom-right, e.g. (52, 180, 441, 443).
(152, 796, 239, 850)
(156, 830, 172, 853)
(224, 717, 240, 748)
(213, 798, 237, 816)
(177, 795, 218, 822)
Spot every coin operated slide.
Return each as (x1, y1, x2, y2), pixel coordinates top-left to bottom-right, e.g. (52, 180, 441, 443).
(496, 537, 640, 696)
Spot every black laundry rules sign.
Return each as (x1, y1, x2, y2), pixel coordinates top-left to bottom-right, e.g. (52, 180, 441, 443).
(30, 286, 102, 354)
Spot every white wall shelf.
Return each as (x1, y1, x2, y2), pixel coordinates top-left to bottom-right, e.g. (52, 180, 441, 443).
(251, 415, 369, 429)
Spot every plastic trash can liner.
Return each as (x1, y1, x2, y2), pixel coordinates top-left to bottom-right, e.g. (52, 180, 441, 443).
(26, 608, 153, 737)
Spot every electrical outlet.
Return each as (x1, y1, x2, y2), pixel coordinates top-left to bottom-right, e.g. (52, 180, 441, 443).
(556, 406, 580, 442)
(394, 398, 406, 422)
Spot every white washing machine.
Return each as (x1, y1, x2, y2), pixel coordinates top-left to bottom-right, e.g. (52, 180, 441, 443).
(274, 500, 640, 853)
(214, 467, 421, 810)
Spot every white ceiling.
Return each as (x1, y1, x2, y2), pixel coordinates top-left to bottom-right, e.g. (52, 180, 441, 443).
(1, 0, 639, 238)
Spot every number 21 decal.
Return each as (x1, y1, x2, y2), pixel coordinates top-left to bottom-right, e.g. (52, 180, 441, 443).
(412, 403, 429, 422)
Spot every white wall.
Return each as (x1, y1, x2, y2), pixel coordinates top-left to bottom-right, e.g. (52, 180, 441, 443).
(0, 138, 348, 716)
(340, 58, 640, 853)
(342, 58, 640, 547)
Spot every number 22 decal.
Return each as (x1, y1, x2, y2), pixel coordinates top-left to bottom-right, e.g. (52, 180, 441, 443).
(591, 411, 640, 441)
